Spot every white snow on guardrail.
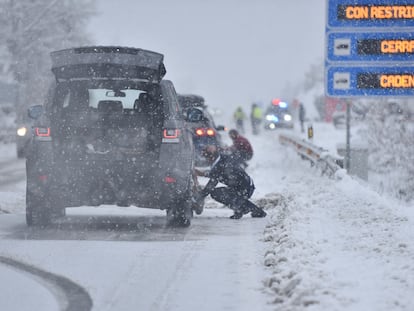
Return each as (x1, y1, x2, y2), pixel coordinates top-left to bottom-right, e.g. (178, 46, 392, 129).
(278, 133, 344, 178)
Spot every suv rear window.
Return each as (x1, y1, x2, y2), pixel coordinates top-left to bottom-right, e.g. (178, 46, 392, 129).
(88, 89, 145, 109)
(60, 88, 147, 111)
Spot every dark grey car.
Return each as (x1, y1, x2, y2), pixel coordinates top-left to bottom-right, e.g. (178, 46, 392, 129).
(25, 46, 201, 227)
(178, 94, 225, 166)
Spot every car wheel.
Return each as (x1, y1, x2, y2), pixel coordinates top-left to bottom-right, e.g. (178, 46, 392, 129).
(166, 175, 196, 227)
(26, 188, 65, 227)
(26, 188, 52, 227)
(17, 148, 25, 159)
(166, 195, 193, 228)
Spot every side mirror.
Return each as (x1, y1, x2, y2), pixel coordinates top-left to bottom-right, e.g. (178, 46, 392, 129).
(186, 107, 204, 122)
(216, 125, 226, 131)
(28, 105, 44, 120)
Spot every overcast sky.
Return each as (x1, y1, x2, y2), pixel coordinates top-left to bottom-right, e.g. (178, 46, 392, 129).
(87, 0, 326, 117)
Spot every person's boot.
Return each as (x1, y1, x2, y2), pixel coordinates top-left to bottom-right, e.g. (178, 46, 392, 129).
(240, 202, 251, 214)
(229, 211, 243, 219)
(251, 207, 267, 218)
(245, 201, 266, 218)
(228, 198, 248, 219)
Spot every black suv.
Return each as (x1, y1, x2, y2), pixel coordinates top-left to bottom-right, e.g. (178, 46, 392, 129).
(178, 94, 225, 166)
(26, 46, 201, 227)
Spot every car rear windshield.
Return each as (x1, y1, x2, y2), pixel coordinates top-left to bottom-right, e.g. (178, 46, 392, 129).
(53, 81, 160, 112)
(87, 89, 144, 109)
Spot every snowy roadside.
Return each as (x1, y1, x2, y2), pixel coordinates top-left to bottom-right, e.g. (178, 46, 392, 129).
(1, 123, 414, 311)
(249, 128, 414, 311)
(0, 142, 25, 215)
(262, 173, 414, 310)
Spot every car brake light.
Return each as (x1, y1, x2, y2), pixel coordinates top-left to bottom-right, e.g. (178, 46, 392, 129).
(195, 128, 205, 136)
(195, 128, 216, 136)
(206, 128, 215, 136)
(35, 127, 51, 137)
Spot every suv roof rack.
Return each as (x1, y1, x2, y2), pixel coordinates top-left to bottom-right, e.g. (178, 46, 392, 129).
(50, 46, 166, 83)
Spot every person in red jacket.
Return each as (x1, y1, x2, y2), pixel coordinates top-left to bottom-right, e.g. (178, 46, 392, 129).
(225, 129, 253, 167)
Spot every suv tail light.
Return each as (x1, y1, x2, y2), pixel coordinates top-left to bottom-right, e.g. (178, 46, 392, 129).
(206, 128, 215, 136)
(162, 129, 180, 143)
(35, 127, 51, 137)
(33, 127, 52, 141)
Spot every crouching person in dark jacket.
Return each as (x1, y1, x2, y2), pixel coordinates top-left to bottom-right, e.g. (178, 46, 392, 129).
(195, 145, 266, 219)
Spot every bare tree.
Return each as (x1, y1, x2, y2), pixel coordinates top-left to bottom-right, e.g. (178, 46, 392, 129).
(362, 99, 414, 201)
(0, 0, 96, 117)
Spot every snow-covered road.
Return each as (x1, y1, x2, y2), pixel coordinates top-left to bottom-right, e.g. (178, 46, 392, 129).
(0, 122, 414, 311)
(0, 146, 272, 310)
(0, 208, 271, 311)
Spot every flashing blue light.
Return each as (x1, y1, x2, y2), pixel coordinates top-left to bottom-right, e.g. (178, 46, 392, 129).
(279, 101, 288, 108)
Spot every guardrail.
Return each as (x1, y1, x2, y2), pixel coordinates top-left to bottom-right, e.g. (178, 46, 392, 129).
(279, 133, 343, 177)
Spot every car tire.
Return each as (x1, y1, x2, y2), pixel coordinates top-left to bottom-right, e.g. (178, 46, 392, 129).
(17, 148, 25, 159)
(166, 197, 193, 227)
(26, 188, 52, 227)
(26, 188, 65, 227)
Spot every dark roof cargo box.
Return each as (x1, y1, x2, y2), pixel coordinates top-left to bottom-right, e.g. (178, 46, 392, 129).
(50, 46, 166, 83)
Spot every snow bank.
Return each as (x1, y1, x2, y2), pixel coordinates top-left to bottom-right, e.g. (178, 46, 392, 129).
(260, 168, 414, 311)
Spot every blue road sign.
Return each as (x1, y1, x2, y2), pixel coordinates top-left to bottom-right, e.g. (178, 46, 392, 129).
(326, 65, 414, 97)
(327, 0, 414, 28)
(327, 31, 414, 62)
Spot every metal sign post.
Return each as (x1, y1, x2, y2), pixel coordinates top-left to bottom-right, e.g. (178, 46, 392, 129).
(345, 99, 351, 171)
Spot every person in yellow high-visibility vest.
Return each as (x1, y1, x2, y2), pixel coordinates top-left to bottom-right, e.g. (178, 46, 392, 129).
(233, 106, 246, 133)
(250, 103, 263, 135)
